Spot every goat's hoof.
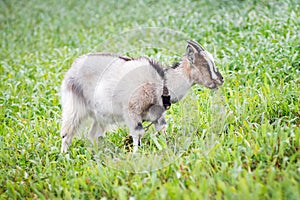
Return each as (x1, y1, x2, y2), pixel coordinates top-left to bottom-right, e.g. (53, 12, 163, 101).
(160, 127, 167, 136)
(61, 144, 68, 153)
(132, 145, 139, 154)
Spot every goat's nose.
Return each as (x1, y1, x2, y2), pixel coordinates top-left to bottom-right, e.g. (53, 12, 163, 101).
(214, 76, 223, 85)
(215, 79, 223, 85)
(216, 72, 224, 83)
(220, 76, 224, 83)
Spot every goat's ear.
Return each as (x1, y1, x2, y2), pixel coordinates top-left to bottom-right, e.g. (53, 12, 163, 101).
(186, 45, 196, 63)
(187, 40, 205, 52)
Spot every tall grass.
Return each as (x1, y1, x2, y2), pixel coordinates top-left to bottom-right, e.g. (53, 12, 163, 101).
(1, 0, 299, 199)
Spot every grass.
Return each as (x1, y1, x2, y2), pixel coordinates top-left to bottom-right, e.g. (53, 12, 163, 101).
(1, 0, 300, 199)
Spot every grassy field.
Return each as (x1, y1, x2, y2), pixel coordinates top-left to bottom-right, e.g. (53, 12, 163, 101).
(1, 0, 300, 199)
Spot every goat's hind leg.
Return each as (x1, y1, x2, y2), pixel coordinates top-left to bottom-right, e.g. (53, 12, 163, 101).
(60, 92, 87, 153)
(88, 119, 105, 145)
(61, 112, 82, 153)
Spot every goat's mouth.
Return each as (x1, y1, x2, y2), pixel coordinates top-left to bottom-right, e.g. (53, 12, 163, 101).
(204, 82, 217, 90)
(207, 80, 223, 90)
(208, 84, 218, 90)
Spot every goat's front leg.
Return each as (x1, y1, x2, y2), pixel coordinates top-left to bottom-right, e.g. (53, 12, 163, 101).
(124, 112, 144, 153)
(130, 122, 144, 153)
(155, 113, 167, 135)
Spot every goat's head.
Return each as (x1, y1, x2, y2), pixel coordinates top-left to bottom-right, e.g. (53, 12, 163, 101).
(185, 40, 224, 89)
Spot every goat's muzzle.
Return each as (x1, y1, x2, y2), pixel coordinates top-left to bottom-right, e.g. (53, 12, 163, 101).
(210, 77, 224, 90)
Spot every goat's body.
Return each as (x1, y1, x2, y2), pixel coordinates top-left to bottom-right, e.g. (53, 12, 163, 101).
(61, 53, 166, 152)
(60, 41, 224, 153)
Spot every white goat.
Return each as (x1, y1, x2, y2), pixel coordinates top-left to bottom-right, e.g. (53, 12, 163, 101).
(60, 40, 224, 153)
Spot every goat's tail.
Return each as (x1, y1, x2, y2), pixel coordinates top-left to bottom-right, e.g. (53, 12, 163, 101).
(60, 77, 87, 152)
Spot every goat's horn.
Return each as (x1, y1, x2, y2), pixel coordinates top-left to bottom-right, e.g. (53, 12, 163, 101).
(187, 40, 205, 52)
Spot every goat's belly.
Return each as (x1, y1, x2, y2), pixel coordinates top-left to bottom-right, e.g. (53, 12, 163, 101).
(89, 100, 125, 124)
(95, 112, 124, 125)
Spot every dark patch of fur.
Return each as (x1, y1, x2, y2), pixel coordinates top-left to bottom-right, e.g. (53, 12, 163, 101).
(119, 56, 133, 61)
(187, 40, 204, 52)
(135, 122, 143, 130)
(66, 77, 85, 99)
(87, 53, 164, 78)
(171, 62, 181, 69)
(148, 59, 165, 78)
(87, 53, 132, 61)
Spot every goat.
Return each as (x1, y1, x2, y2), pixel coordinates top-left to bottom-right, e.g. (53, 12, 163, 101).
(60, 40, 224, 153)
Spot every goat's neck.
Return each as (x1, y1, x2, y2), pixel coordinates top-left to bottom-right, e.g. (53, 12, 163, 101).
(165, 59, 193, 103)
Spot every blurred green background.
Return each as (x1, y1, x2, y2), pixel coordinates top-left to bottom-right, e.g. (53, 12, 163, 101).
(0, 0, 299, 199)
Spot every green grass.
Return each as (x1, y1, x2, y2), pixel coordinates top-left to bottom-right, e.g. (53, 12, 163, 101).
(1, 0, 300, 199)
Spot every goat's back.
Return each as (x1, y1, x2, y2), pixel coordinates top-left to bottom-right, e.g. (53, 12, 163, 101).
(62, 53, 164, 118)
